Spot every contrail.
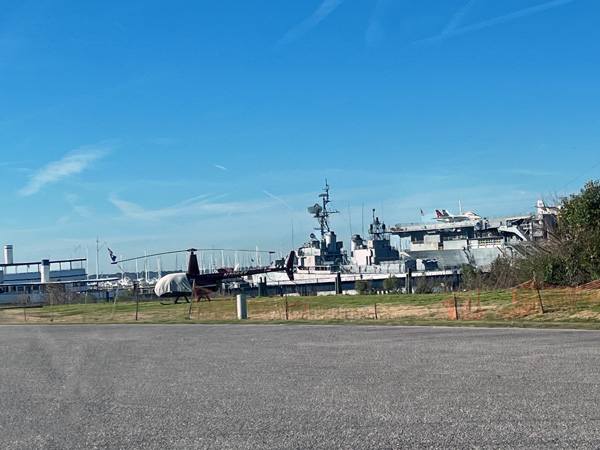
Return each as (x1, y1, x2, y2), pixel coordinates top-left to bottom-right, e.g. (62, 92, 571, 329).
(440, 0, 478, 37)
(452, 0, 575, 36)
(418, 0, 575, 44)
(276, 0, 345, 48)
(263, 190, 294, 210)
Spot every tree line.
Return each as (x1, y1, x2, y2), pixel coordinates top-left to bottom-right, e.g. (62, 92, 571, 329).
(462, 180, 600, 290)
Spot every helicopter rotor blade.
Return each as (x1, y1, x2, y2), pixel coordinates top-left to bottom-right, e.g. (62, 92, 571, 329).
(113, 248, 276, 264)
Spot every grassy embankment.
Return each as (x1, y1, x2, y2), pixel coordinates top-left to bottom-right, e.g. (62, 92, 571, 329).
(2, 289, 600, 329)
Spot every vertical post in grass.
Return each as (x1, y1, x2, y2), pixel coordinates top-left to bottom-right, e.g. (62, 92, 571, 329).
(237, 293, 247, 320)
(135, 294, 140, 322)
(83, 293, 88, 323)
(131, 282, 138, 321)
(111, 288, 119, 320)
(537, 288, 545, 314)
(335, 272, 342, 295)
(533, 272, 545, 314)
(285, 296, 289, 321)
(374, 302, 378, 320)
(453, 294, 459, 320)
(188, 279, 196, 320)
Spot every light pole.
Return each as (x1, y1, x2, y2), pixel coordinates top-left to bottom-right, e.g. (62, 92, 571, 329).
(95, 238, 108, 280)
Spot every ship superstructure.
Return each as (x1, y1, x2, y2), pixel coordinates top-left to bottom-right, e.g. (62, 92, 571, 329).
(296, 180, 347, 271)
(350, 209, 400, 266)
(390, 201, 558, 269)
(251, 182, 442, 293)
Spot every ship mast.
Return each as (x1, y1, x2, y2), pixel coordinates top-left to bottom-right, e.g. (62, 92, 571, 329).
(308, 180, 339, 240)
(369, 208, 388, 241)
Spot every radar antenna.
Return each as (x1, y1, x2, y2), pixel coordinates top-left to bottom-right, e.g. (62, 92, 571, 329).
(369, 208, 388, 241)
(307, 180, 339, 239)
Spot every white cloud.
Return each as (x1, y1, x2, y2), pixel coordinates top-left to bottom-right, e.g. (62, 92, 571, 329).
(109, 190, 299, 223)
(108, 193, 236, 221)
(277, 0, 345, 48)
(19, 146, 107, 196)
(263, 190, 295, 210)
(418, 0, 575, 44)
(439, 0, 478, 38)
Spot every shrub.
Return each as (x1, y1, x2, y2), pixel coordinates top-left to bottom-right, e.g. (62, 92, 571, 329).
(383, 275, 400, 293)
(354, 280, 369, 295)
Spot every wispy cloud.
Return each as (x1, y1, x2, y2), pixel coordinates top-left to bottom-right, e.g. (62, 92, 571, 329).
(214, 164, 227, 171)
(109, 195, 213, 221)
(440, 0, 478, 38)
(109, 190, 294, 222)
(366, 0, 389, 47)
(507, 168, 556, 177)
(19, 146, 108, 196)
(109, 192, 258, 221)
(277, 0, 345, 48)
(418, 0, 575, 44)
(263, 190, 294, 210)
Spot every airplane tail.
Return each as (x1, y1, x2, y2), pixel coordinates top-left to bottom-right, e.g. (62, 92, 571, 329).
(285, 251, 295, 281)
(435, 210, 443, 218)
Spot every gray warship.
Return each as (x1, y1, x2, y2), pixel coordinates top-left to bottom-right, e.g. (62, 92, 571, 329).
(390, 200, 558, 270)
(252, 182, 454, 293)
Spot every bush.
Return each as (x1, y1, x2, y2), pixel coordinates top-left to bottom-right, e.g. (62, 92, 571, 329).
(383, 275, 400, 293)
(414, 279, 434, 294)
(354, 280, 369, 295)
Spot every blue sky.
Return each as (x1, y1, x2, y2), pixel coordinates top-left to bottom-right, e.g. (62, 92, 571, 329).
(1, 0, 599, 274)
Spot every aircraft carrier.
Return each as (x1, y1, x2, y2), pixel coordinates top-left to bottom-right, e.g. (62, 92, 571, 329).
(390, 200, 558, 270)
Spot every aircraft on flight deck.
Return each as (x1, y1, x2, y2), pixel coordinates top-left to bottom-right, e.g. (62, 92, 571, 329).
(434, 209, 481, 223)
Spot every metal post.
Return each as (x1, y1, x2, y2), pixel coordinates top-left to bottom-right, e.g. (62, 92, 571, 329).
(453, 294, 459, 320)
(285, 296, 289, 320)
(537, 288, 545, 314)
(237, 293, 247, 320)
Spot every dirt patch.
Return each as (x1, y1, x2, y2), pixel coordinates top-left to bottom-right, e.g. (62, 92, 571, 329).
(570, 310, 600, 320)
(248, 303, 456, 321)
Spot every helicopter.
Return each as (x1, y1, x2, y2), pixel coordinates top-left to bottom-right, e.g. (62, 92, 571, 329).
(111, 248, 295, 303)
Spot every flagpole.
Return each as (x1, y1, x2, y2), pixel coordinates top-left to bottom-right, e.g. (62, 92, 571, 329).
(96, 237, 99, 281)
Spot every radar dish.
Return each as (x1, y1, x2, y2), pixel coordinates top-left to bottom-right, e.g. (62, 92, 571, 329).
(308, 203, 322, 215)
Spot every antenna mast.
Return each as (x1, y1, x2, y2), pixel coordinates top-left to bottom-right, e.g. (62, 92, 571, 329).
(307, 180, 339, 240)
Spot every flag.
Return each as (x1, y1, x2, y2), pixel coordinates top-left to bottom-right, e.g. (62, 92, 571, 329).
(108, 248, 117, 263)
(420, 209, 425, 216)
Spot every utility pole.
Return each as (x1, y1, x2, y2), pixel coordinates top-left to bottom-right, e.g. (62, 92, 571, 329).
(96, 238, 107, 280)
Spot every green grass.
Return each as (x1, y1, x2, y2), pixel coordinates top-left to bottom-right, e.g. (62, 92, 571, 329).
(1, 289, 599, 329)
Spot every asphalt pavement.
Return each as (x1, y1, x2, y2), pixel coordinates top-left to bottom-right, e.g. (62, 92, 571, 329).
(1, 324, 599, 449)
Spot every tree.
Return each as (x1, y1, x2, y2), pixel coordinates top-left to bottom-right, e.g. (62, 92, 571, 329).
(354, 280, 369, 295)
(383, 275, 400, 293)
(553, 180, 600, 285)
(486, 180, 600, 287)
